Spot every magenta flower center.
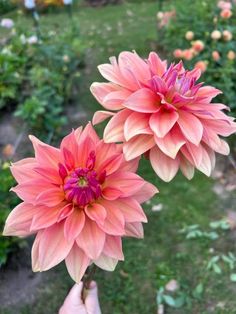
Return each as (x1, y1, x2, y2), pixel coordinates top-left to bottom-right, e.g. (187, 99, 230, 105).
(63, 151, 105, 207)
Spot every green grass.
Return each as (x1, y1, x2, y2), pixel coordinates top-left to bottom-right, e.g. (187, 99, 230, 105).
(1, 1, 236, 313)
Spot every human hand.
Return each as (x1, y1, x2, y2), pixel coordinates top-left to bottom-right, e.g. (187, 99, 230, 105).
(59, 281, 101, 314)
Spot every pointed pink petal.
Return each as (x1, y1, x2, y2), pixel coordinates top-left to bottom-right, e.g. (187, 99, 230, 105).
(32, 231, 43, 272)
(124, 112, 152, 141)
(3, 203, 38, 236)
(57, 203, 74, 222)
(38, 222, 73, 271)
(34, 166, 62, 184)
(92, 111, 115, 125)
(96, 153, 123, 176)
(148, 52, 167, 76)
(104, 171, 145, 197)
(36, 188, 65, 207)
(78, 136, 96, 168)
(111, 198, 147, 223)
(65, 244, 90, 283)
(85, 203, 107, 223)
(98, 64, 126, 87)
(64, 209, 85, 241)
(197, 146, 212, 176)
(79, 123, 100, 145)
(177, 111, 203, 145)
(149, 110, 179, 138)
(103, 235, 124, 260)
(103, 90, 131, 109)
(124, 88, 159, 113)
(60, 128, 82, 165)
(94, 253, 118, 271)
(123, 134, 155, 161)
(76, 219, 105, 260)
(103, 109, 131, 143)
(149, 146, 179, 182)
(10, 158, 37, 184)
(98, 199, 125, 235)
(196, 86, 222, 101)
(119, 156, 140, 173)
(102, 187, 122, 200)
(181, 143, 203, 167)
(179, 155, 195, 180)
(132, 182, 159, 203)
(29, 135, 61, 168)
(154, 126, 186, 159)
(11, 179, 54, 203)
(125, 222, 144, 238)
(30, 205, 61, 231)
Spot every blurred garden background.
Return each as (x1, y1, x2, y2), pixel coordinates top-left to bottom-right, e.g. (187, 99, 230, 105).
(0, 0, 236, 313)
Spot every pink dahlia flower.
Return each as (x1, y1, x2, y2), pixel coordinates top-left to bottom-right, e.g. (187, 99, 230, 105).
(91, 51, 236, 182)
(3, 123, 157, 282)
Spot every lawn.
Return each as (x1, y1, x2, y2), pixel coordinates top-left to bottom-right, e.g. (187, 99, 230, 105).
(1, 1, 236, 313)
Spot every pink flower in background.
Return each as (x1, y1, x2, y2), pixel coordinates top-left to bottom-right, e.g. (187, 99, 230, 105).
(194, 60, 208, 72)
(222, 30, 233, 41)
(182, 49, 195, 60)
(91, 51, 236, 182)
(0, 18, 14, 29)
(3, 123, 158, 282)
(217, 0, 232, 10)
(212, 51, 220, 61)
(157, 10, 176, 28)
(173, 49, 183, 59)
(192, 40, 205, 53)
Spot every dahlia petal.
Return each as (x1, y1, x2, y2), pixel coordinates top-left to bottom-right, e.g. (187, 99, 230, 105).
(11, 179, 54, 203)
(154, 127, 185, 159)
(119, 156, 140, 173)
(34, 166, 62, 184)
(85, 203, 107, 223)
(216, 139, 230, 155)
(90, 82, 122, 109)
(3, 203, 38, 236)
(125, 222, 144, 238)
(64, 209, 85, 241)
(132, 181, 159, 203)
(148, 51, 167, 76)
(196, 86, 222, 101)
(181, 143, 203, 167)
(111, 198, 147, 223)
(102, 187, 122, 200)
(76, 219, 105, 260)
(94, 253, 118, 271)
(92, 111, 115, 125)
(57, 203, 74, 222)
(32, 231, 43, 272)
(205, 119, 236, 137)
(10, 158, 37, 183)
(149, 110, 179, 138)
(60, 128, 82, 163)
(63, 148, 75, 170)
(79, 122, 100, 145)
(179, 155, 195, 180)
(103, 90, 131, 109)
(197, 146, 212, 176)
(78, 137, 96, 168)
(104, 171, 146, 197)
(29, 135, 61, 168)
(98, 64, 126, 87)
(96, 153, 123, 176)
(177, 111, 203, 145)
(65, 244, 90, 283)
(124, 88, 159, 113)
(30, 205, 61, 231)
(123, 134, 155, 161)
(124, 112, 152, 141)
(36, 188, 65, 207)
(149, 146, 179, 182)
(98, 199, 125, 235)
(103, 109, 131, 143)
(38, 222, 73, 271)
(103, 235, 124, 260)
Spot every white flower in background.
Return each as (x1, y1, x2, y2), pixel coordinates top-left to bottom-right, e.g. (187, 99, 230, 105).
(63, 0, 73, 4)
(63, 55, 70, 62)
(27, 35, 38, 44)
(165, 279, 179, 292)
(1, 18, 14, 29)
(20, 34, 27, 44)
(24, 0, 36, 9)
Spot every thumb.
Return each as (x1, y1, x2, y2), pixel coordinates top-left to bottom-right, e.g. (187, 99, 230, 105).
(59, 282, 85, 314)
(85, 281, 102, 314)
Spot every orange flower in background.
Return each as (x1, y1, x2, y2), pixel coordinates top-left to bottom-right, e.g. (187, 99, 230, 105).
(173, 49, 183, 58)
(212, 51, 220, 61)
(227, 50, 236, 60)
(194, 60, 208, 72)
(220, 8, 233, 19)
(223, 30, 233, 41)
(192, 40, 205, 52)
(3, 123, 158, 282)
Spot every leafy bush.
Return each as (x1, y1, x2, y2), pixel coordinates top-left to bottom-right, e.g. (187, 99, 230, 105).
(157, 0, 236, 113)
(0, 23, 86, 139)
(0, 0, 16, 15)
(0, 161, 23, 268)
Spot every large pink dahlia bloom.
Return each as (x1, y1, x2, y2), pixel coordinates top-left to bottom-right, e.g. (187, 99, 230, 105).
(3, 124, 157, 282)
(91, 51, 236, 182)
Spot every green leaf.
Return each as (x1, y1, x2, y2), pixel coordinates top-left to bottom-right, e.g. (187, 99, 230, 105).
(163, 295, 176, 307)
(230, 274, 236, 282)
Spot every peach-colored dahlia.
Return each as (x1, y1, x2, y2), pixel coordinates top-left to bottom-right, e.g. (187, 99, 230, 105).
(3, 123, 157, 282)
(91, 51, 236, 182)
